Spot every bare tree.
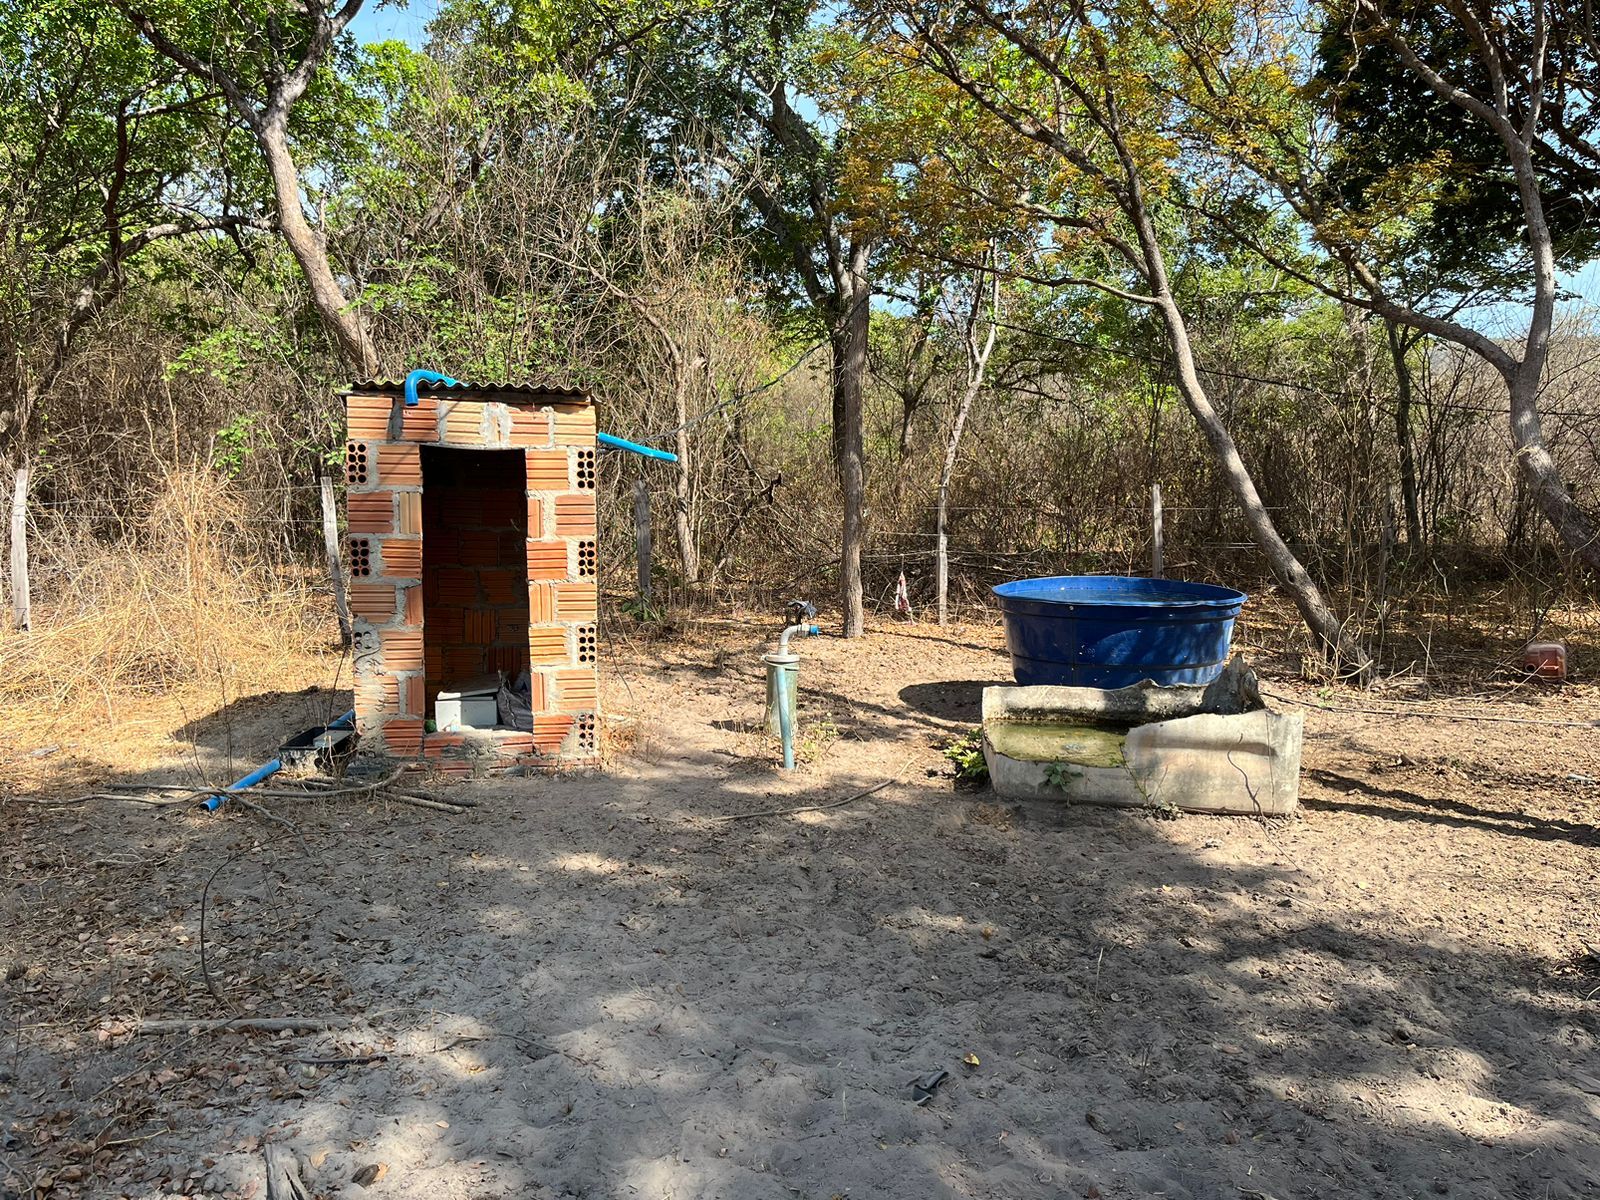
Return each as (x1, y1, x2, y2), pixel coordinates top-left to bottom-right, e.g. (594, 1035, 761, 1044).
(1162, 0, 1599, 571)
(936, 262, 999, 625)
(116, 0, 380, 376)
(886, 1, 1377, 680)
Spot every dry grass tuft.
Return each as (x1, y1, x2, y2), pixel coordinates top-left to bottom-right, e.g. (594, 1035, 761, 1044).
(0, 469, 333, 739)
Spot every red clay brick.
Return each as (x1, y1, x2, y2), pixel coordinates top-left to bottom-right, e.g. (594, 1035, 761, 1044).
(401, 673, 425, 716)
(443, 646, 485, 678)
(554, 493, 597, 536)
(526, 541, 567, 580)
(510, 407, 551, 446)
(346, 393, 392, 439)
(527, 582, 555, 623)
(464, 609, 495, 644)
(383, 718, 424, 756)
(550, 404, 596, 446)
(459, 530, 502, 567)
(346, 492, 393, 534)
(555, 667, 598, 712)
(349, 583, 398, 623)
(553, 581, 597, 622)
(380, 629, 424, 671)
(525, 496, 545, 536)
(397, 491, 422, 535)
(402, 584, 424, 626)
(428, 605, 465, 642)
(495, 732, 535, 754)
(400, 397, 437, 440)
(525, 671, 549, 712)
(480, 568, 521, 605)
(423, 731, 466, 758)
(532, 713, 576, 753)
(435, 568, 477, 605)
(489, 645, 528, 676)
(525, 450, 569, 491)
(443, 402, 486, 444)
(529, 626, 569, 664)
(376, 443, 422, 487)
(356, 673, 399, 713)
(380, 538, 422, 577)
(482, 487, 524, 526)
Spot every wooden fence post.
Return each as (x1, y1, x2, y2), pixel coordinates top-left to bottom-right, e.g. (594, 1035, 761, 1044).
(320, 474, 352, 648)
(1151, 483, 1164, 580)
(10, 462, 29, 631)
(634, 479, 652, 609)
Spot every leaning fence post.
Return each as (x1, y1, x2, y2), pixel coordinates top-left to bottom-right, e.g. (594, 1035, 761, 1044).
(320, 473, 352, 648)
(634, 479, 653, 609)
(1150, 482, 1164, 579)
(9, 462, 29, 631)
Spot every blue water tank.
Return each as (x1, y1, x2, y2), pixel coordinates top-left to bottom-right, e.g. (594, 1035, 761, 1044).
(993, 575, 1248, 688)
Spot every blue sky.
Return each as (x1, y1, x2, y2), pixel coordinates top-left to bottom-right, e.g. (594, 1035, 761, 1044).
(350, 0, 437, 47)
(345, 0, 1597, 324)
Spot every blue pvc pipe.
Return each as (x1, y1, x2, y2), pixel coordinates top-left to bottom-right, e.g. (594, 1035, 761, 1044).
(202, 758, 283, 812)
(404, 369, 460, 407)
(201, 709, 357, 812)
(597, 432, 678, 463)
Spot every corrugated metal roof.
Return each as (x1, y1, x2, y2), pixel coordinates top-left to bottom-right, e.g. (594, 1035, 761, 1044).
(344, 378, 592, 404)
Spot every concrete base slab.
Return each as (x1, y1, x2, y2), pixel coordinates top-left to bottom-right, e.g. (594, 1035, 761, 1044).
(983, 698, 1302, 816)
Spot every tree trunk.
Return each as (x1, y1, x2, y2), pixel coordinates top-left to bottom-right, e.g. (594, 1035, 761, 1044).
(672, 376, 699, 584)
(1503, 141, 1600, 569)
(1385, 319, 1424, 550)
(1158, 297, 1375, 683)
(1509, 369, 1599, 564)
(258, 119, 379, 377)
(937, 272, 998, 626)
(1113, 135, 1375, 683)
(833, 248, 870, 638)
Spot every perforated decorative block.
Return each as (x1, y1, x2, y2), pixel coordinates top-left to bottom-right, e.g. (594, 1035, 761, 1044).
(348, 536, 372, 577)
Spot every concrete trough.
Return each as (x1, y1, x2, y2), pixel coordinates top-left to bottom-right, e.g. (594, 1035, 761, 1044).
(981, 660, 1302, 816)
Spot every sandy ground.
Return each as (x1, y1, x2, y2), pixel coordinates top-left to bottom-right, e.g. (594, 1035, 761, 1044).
(4, 614, 1600, 1200)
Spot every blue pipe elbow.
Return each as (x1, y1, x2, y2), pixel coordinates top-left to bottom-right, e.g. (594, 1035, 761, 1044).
(404, 369, 460, 407)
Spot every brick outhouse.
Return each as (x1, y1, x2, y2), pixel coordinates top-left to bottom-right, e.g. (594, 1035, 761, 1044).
(342, 379, 599, 770)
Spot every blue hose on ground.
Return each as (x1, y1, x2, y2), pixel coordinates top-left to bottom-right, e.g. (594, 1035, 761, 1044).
(202, 709, 358, 812)
(403, 369, 460, 406)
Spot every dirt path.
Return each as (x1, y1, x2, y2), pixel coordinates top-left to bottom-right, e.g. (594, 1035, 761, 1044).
(4, 621, 1599, 1199)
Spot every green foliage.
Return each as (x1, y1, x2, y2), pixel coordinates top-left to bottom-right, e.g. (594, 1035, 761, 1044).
(213, 411, 264, 476)
(942, 728, 989, 785)
(618, 596, 665, 624)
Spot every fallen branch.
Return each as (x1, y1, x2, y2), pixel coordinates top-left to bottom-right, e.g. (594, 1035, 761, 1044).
(136, 1015, 352, 1036)
(711, 759, 914, 821)
(292, 1053, 388, 1067)
(264, 1144, 311, 1200)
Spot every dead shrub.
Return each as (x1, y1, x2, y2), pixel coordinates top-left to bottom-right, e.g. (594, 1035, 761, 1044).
(0, 469, 333, 730)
